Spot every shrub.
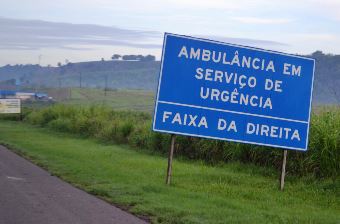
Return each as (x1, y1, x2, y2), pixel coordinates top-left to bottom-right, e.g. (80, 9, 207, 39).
(47, 118, 73, 132)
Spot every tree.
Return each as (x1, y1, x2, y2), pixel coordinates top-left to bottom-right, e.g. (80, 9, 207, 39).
(122, 55, 139, 60)
(117, 54, 156, 61)
(136, 55, 144, 60)
(311, 51, 324, 57)
(111, 54, 121, 60)
(141, 54, 156, 61)
(57, 62, 62, 67)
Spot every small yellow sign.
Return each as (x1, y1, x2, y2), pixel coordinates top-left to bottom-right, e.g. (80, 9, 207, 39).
(0, 99, 21, 114)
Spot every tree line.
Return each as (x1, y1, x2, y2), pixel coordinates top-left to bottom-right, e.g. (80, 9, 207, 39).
(111, 54, 155, 61)
(55, 54, 156, 67)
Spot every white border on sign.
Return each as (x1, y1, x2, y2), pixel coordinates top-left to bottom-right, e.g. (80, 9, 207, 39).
(158, 101, 308, 124)
(152, 33, 168, 131)
(166, 33, 315, 61)
(152, 33, 315, 151)
(305, 61, 316, 149)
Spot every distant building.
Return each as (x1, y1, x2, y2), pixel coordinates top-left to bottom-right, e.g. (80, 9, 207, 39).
(0, 90, 51, 101)
(0, 79, 17, 91)
(0, 90, 17, 98)
(15, 92, 35, 100)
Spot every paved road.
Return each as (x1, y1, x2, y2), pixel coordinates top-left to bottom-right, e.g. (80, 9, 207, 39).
(0, 145, 147, 224)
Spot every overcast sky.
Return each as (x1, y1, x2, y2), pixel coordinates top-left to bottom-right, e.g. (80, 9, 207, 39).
(1, 0, 340, 66)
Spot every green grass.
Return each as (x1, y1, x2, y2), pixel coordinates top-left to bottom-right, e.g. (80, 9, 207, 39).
(62, 88, 155, 112)
(0, 120, 338, 223)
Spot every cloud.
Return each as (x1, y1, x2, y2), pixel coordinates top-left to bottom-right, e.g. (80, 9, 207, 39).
(291, 33, 337, 41)
(310, 0, 340, 21)
(168, 0, 240, 10)
(231, 16, 293, 25)
(0, 17, 162, 50)
(0, 17, 287, 52)
(198, 35, 288, 48)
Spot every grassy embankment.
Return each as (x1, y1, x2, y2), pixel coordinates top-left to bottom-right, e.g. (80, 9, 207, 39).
(63, 88, 155, 112)
(22, 88, 155, 111)
(0, 120, 339, 223)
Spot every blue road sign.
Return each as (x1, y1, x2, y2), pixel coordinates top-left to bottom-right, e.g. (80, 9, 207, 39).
(152, 33, 315, 151)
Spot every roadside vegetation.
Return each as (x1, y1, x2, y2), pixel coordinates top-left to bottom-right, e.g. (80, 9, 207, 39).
(0, 121, 338, 223)
(3, 104, 339, 179)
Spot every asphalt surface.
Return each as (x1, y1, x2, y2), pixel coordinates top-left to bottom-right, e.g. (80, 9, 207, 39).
(0, 145, 148, 224)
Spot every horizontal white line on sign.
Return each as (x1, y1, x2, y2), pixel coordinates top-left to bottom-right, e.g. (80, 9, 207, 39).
(157, 100, 308, 124)
(152, 128, 307, 151)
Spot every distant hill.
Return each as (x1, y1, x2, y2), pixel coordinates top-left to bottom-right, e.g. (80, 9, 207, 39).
(310, 51, 340, 104)
(0, 52, 339, 104)
(0, 60, 160, 90)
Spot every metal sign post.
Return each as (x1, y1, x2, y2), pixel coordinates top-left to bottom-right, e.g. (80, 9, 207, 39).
(166, 134, 176, 185)
(280, 150, 288, 191)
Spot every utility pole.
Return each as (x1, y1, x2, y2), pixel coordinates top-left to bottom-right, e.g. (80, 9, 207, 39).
(38, 54, 42, 65)
(79, 72, 82, 88)
(104, 75, 108, 96)
(37, 54, 42, 94)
